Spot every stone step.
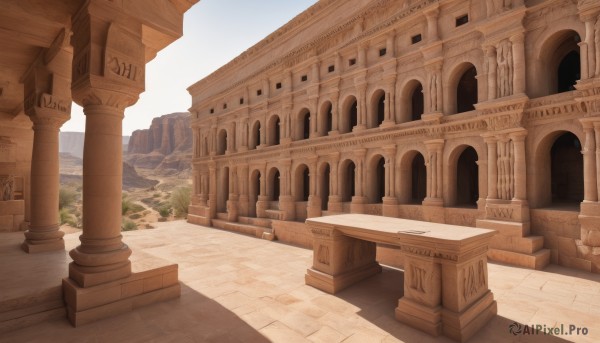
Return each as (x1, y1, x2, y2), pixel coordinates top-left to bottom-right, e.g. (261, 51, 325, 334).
(488, 248, 551, 270)
(489, 235, 545, 255)
(188, 204, 208, 217)
(212, 219, 272, 239)
(0, 286, 65, 334)
(265, 209, 283, 220)
(238, 216, 272, 228)
(476, 219, 530, 237)
(216, 212, 229, 220)
(187, 214, 211, 226)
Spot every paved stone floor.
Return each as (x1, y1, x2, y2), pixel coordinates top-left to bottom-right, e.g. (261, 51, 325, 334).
(2, 221, 600, 342)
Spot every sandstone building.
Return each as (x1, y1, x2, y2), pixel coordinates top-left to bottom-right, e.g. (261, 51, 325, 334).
(188, 0, 600, 273)
(0, 0, 197, 329)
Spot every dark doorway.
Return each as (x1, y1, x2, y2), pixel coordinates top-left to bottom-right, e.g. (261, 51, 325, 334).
(411, 154, 426, 203)
(456, 66, 478, 114)
(411, 84, 424, 121)
(551, 132, 583, 205)
(557, 51, 580, 93)
(456, 147, 479, 207)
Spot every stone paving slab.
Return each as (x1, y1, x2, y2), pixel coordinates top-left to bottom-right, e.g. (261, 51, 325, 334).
(1, 221, 599, 342)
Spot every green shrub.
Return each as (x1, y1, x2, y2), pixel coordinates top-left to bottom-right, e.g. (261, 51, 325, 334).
(170, 187, 191, 217)
(128, 213, 142, 220)
(59, 208, 73, 225)
(121, 219, 137, 231)
(153, 193, 161, 198)
(158, 206, 170, 218)
(130, 203, 145, 213)
(122, 195, 132, 215)
(59, 188, 77, 209)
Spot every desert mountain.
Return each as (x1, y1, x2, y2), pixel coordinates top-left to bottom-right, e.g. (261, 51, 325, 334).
(126, 112, 192, 176)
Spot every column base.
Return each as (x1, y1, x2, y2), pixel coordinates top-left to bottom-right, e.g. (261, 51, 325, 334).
(395, 298, 442, 337)
(352, 125, 367, 132)
(63, 264, 180, 327)
(380, 120, 396, 128)
(422, 198, 444, 223)
(22, 227, 65, 253)
(21, 238, 65, 253)
(305, 261, 382, 294)
(382, 197, 398, 217)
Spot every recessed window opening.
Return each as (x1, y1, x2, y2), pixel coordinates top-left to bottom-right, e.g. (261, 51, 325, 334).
(456, 14, 469, 27)
(411, 34, 422, 44)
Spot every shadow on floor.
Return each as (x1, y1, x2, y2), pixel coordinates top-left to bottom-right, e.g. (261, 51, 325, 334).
(335, 266, 573, 343)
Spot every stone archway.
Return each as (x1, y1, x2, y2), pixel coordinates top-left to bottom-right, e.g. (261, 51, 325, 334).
(340, 159, 356, 202)
(455, 147, 479, 207)
(367, 154, 385, 203)
(217, 129, 228, 155)
(294, 164, 310, 202)
(340, 96, 358, 134)
(249, 169, 261, 217)
(550, 132, 583, 207)
(318, 163, 331, 210)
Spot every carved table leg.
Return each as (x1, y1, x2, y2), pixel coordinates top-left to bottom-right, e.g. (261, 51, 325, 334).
(395, 254, 442, 336)
(440, 253, 497, 342)
(305, 228, 381, 294)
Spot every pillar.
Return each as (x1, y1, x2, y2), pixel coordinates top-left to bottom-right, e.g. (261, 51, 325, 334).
(309, 97, 318, 137)
(382, 81, 396, 127)
(21, 39, 72, 253)
(351, 149, 367, 213)
(328, 153, 342, 212)
(423, 140, 444, 222)
(486, 46, 497, 101)
(510, 33, 526, 95)
(356, 83, 367, 131)
(382, 145, 398, 217)
(307, 157, 321, 218)
(485, 137, 498, 200)
(584, 19, 596, 79)
(424, 7, 439, 42)
(582, 122, 598, 202)
(510, 131, 527, 202)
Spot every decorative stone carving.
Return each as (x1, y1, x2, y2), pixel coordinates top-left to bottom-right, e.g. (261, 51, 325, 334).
(496, 39, 514, 98)
(0, 175, 14, 201)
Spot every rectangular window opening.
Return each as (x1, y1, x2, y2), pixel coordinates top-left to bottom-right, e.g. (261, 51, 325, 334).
(328, 65, 335, 73)
(379, 48, 387, 57)
(411, 34, 422, 44)
(349, 58, 356, 66)
(210, 108, 214, 114)
(301, 75, 308, 82)
(276, 82, 282, 89)
(456, 14, 469, 27)
(223, 103, 227, 109)
(257, 89, 262, 96)
(239, 98, 244, 105)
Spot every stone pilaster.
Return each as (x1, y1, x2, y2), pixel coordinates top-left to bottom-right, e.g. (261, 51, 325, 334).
(328, 153, 343, 213)
(423, 140, 444, 223)
(486, 46, 497, 101)
(382, 145, 398, 217)
(580, 118, 600, 247)
(278, 159, 295, 221)
(351, 149, 367, 213)
(510, 33, 526, 95)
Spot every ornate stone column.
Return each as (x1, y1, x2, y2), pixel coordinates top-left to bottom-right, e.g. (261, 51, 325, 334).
(485, 137, 498, 200)
(582, 121, 598, 202)
(579, 119, 600, 247)
(423, 139, 444, 223)
(21, 37, 72, 253)
(486, 46, 497, 101)
(328, 153, 343, 213)
(510, 33, 526, 95)
(278, 159, 295, 221)
(382, 145, 398, 217)
(355, 83, 367, 131)
(238, 163, 249, 217)
(381, 80, 396, 127)
(307, 157, 321, 218)
(330, 90, 340, 135)
(351, 149, 367, 213)
(509, 131, 527, 202)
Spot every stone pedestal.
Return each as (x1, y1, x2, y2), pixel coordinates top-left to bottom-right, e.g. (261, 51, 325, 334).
(422, 198, 444, 223)
(307, 195, 322, 218)
(350, 196, 368, 214)
(278, 195, 296, 221)
(256, 196, 269, 218)
(382, 197, 398, 217)
(328, 195, 343, 213)
(226, 196, 238, 222)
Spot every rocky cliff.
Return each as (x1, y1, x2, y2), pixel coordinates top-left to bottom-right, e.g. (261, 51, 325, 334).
(126, 112, 192, 175)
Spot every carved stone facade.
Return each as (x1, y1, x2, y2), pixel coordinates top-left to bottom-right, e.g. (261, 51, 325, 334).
(188, 0, 600, 273)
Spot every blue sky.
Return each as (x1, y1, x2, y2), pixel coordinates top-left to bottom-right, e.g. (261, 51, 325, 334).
(62, 0, 318, 135)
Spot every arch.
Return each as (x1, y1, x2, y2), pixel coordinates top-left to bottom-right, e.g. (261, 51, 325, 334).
(248, 169, 261, 217)
(454, 64, 478, 114)
(267, 114, 281, 146)
(397, 149, 427, 204)
(367, 154, 385, 203)
(296, 108, 311, 140)
(218, 166, 229, 212)
(340, 95, 358, 134)
(340, 159, 356, 202)
(398, 78, 425, 123)
(318, 101, 333, 136)
(318, 162, 331, 210)
(533, 130, 583, 209)
(267, 167, 280, 201)
(250, 120, 261, 150)
(450, 146, 479, 207)
(533, 27, 584, 97)
(368, 89, 385, 128)
(217, 129, 228, 155)
(294, 164, 310, 202)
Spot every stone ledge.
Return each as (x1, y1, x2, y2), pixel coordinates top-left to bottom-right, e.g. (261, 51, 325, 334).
(488, 248, 550, 270)
(63, 264, 180, 327)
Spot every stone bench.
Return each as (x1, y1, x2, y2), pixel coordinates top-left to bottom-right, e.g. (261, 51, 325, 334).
(305, 214, 497, 342)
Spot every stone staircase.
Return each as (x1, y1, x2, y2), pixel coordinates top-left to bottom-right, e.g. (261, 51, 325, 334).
(477, 219, 550, 270)
(0, 285, 65, 334)
(187, 204, 211, 226)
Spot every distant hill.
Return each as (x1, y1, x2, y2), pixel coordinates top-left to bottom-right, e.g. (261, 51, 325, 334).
(60, 131, 130, 158)
(125, 112, 192, 176)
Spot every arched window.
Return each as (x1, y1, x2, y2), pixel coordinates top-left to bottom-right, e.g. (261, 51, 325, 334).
(341, 97, 358, 134)
(217, 129, 227, 155)
(411, 154, 426, 203)
(456, 66, 478, 114)
(319, 102, 333, 136)
(295, 164, 310, 202)
(270, 170, 280, 201)
(369, 156, 385, 203)
(249, 170, 261, 217)
(551, 132, 583, 205)
(456, 147, 479, 207)
(268, 115, 280, 146)
(558, 50, 580, 93)
(297, 109, 311, 140)
(369, 90, 385, 128)
(250, 121, 260, 150)
(341, 161, 356, 202)
(411, 84, 424, 121)
(319, 164, 330, 210)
